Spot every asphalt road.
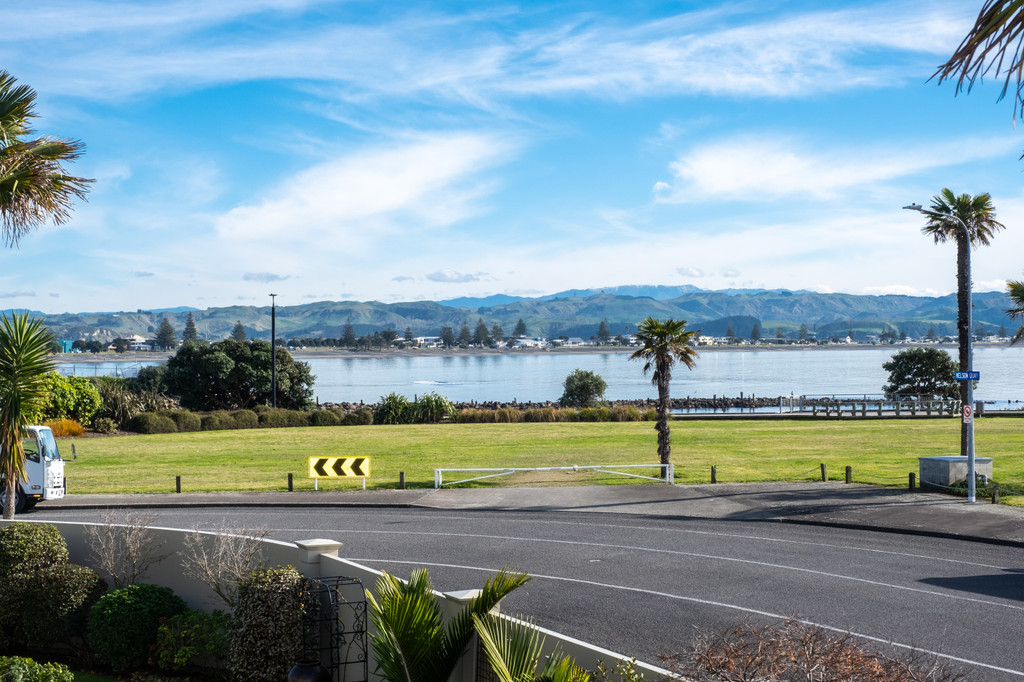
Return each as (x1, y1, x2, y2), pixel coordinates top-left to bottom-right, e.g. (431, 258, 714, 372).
(29, 505, 1024, 681)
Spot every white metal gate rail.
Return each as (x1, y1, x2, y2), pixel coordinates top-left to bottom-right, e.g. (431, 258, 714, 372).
(434, 463, 673, 488)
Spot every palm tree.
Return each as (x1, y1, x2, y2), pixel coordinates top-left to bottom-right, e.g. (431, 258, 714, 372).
(629, 317, 699, 473)
(367, 567, 531, 682)
(1, 70, 92, 246)
(916, 189, 1004, 457)
(472, 613, 590, 682)
(1008, 278, 1024, 344)
(0, 313, 55, 519)
(933, 1, 1024, 123)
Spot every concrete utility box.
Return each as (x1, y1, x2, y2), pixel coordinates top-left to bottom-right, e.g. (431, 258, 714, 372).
(918, 456, 993, 488)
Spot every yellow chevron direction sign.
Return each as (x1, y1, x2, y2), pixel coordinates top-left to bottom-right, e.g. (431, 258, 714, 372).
(308, 457, 371, 478)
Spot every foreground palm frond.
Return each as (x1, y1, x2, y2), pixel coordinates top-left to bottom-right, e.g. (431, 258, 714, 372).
(473, 613, 590, 682)
(367, 567, 531, 682)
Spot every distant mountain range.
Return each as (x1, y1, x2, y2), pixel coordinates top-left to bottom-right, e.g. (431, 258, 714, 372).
(5, 285, 1018, 343)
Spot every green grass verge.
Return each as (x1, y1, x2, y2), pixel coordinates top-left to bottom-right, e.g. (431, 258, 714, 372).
(61, 418, 1024, 504)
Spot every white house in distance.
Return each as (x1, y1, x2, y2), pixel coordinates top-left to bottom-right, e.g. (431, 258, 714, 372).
(511, 337, 548, 349)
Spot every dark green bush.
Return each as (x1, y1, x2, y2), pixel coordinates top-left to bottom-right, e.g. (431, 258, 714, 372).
(308, 409, 340, 427)
(286, 409, 312, 427)
(127, 412, 178, 434)
(199, 410, 235, 431)
(412, 393, 456, 423)
(340, 407, 373, 426)
(160, 410, 201, 433)
(155, 609, 230, 673)
(0, 523, 69, 575)
(642, 408, 658, 421)
(231, 409, 259, 429)
(91, 416, 118, 434)
(257, 407, 313, 428)
(0, 656, 73, 682)
(229, 566, 318, 682)
(88, 584, 189, 672)
(16, 564, 107, 647)
(373, 392, 411, 424)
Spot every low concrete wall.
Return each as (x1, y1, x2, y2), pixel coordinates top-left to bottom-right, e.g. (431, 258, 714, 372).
(918, 456, 994, 488)
(1, 519, 671, 682)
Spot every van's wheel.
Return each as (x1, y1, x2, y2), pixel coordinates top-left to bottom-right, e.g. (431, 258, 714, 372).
(0, 487, 26, 514)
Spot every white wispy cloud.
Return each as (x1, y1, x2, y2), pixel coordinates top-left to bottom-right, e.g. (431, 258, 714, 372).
(215, 132, 515, 245)
(7, 1, 973, 106)
(654, 134, 1020, 202)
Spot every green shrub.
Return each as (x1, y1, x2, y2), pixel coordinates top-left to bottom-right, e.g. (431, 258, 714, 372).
(231, 409, 259, 429)
(610, 405, 643, 422)
(88, 584, 189, 672)
(126, 412, 178, 434)
(412, 393, 455, 423)
(229, 566, 319, 682)
(155, 609, 231, 673)
(161, 410, 201, 433)
(340, 407, 373, 426)
(36, 372, 103, 428)
(0, 523, 69, 575)
(308, 409, 340, 426)
(92, 416, 118, 434)
(93, 378, 144, 427)
(373, 393, 411, 425)
(257, 408, 289, 428)
(642, 408, 658, 421)
(201, 414, 226, 431)
(0, 656, 73, 682)
(286, 409, 312, 427)
(15, 563, 107, 647)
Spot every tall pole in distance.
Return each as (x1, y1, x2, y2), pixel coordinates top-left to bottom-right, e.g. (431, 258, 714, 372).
(270, 293, 277, 409)
(903, 204, 975, 502)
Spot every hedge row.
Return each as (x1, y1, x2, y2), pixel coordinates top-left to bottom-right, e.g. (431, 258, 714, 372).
(124, 403, 657, 433)
(454, 405, 656, 423)
(126, 406, 374, 434)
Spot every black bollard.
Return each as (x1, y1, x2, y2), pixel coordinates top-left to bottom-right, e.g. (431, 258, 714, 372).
(175, 475, 181, 493)
(844, 466, 852, 484)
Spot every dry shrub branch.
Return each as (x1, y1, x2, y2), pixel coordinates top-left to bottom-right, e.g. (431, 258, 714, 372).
(661, 620, 966, 682)
(181, 524, 268, 608)
(83, 509, 168, 588)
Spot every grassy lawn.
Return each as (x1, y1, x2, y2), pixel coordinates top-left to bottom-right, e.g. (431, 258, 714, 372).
(60, 418, 1024, 504)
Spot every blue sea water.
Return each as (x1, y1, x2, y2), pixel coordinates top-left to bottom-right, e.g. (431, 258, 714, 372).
(57, 346, 1024, 407)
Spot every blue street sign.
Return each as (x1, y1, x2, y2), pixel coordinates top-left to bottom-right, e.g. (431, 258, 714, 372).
(954, 371, 980, 381)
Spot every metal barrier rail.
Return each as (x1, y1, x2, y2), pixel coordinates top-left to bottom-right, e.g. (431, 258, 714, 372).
(434, 463, 674, 488)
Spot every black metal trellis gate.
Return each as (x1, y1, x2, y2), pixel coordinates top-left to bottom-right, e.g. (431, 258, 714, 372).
(302, 576, 369, 682)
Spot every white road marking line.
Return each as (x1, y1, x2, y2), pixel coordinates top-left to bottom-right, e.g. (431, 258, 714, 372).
(360, 558, 1024, 679)
(283, 527, 1024, 612)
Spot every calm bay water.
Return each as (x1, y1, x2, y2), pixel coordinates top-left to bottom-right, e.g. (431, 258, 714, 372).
(58, 346, 1024, 406)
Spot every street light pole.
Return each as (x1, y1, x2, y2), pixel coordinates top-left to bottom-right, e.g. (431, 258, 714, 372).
(903, 203, 975, 502)
(270, 293, 277, 409)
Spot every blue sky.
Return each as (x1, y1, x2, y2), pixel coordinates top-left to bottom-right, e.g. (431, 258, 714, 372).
(4, 0, 1024, 313)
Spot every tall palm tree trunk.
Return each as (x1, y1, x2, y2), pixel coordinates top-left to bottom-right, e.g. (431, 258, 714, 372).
(656, 363, 671, 468)
(956, 233, 970, 458)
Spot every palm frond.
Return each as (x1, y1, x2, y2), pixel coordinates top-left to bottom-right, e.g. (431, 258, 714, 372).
(932, 1, 1024, 121)
(474, 614, 544, 682)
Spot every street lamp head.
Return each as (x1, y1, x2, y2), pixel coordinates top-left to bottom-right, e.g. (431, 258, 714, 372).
(902, 203, 923, 212)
